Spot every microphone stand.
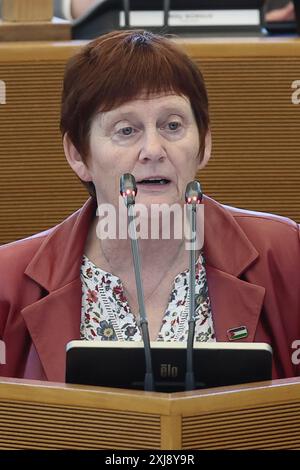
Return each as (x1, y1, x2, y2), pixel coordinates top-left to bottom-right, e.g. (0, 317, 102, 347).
(184, 181, 202, 391)
(120, 174, 154, 392)
(164, 0, 170, 27)
(123, 0, 130, 28)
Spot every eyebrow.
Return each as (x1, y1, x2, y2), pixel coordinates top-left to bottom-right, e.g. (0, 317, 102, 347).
(101, 106, 189, 125)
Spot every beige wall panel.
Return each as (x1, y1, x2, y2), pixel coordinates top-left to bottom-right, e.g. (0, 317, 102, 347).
(0, 39, 299, 245)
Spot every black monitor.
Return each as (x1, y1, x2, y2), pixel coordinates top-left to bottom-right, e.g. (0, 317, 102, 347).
(66, 341, 272, 393)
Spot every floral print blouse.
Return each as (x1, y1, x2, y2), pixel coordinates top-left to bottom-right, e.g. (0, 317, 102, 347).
(80, 254, 215, 342)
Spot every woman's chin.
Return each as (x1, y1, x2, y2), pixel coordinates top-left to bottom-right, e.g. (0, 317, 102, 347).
(134, 183, 182, 207)
(136, 194, 183, 208)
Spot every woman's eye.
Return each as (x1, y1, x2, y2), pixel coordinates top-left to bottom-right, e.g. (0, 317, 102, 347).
(167, 121, 181, 131)
(118, 126, 134, 136)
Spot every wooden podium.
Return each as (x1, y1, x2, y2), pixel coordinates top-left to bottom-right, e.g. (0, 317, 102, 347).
(0, 377, 300, 449)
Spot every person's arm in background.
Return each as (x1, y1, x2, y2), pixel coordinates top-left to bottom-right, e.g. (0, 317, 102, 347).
(54, 0, 99, 20)
(265, 0, 296, 21)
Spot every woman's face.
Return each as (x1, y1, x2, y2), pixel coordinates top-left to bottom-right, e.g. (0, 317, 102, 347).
(86, 93, 205, 207)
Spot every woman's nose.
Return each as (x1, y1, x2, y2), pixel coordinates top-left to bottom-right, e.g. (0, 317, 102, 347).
(138, 130, 166, 163)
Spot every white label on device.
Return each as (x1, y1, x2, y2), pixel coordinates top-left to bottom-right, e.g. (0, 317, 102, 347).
(120, 10, 260, 27)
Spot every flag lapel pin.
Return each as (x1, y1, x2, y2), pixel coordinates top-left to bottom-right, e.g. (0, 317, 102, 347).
(227, 326, 248, 341)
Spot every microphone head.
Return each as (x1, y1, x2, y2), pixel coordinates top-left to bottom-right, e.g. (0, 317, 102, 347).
(185, 181, 202, 205)
(120, 173, 137, 206)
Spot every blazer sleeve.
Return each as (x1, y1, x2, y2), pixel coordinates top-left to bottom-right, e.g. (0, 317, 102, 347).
(0, 298, 8, 341)
(0, 262, 11, 370)
(0, 264, 12, 345)
(0, 250, 10, 340)
(0, 241, 43, 378)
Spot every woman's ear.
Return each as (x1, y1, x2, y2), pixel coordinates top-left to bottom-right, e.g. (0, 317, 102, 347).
(198, 129, 212, 170)
(63, 133, 92, 182)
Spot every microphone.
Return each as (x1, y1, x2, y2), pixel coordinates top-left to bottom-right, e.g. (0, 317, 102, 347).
(120, 173, 155, 392)
(120, 173, 136, 207)
(184, 180, 202, 391)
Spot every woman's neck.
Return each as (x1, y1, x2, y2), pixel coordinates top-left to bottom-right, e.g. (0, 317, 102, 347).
(84, 215, 189, 276)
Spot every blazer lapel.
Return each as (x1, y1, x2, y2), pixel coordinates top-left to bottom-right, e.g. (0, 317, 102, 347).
(206, 266, 265, 342)
(21, 198, 96, 382)
(21, 279, 82, 382)
(203, 196, 265, 342)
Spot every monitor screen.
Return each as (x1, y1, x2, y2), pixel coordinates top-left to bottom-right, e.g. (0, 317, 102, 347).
(66, 341, 273, 393)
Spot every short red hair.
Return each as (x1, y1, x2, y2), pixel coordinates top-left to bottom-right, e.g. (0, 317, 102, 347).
(60, 30, 209, 197)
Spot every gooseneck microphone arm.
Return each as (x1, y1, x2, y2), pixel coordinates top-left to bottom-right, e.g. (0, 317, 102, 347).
(120, 174, 154, 392)
(123, 0, 130, 28)
(164, 0, 170, 26)
(184, 181, 203, 391)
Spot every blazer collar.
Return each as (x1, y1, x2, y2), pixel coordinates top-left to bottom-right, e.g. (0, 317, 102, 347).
(203, 195, 259, 277)
(24, 198, 97, 292)
(203, 196, 265, 342)
(21, 196, 265, 382)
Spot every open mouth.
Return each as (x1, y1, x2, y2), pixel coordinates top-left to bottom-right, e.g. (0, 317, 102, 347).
(137, 178, 171, 185)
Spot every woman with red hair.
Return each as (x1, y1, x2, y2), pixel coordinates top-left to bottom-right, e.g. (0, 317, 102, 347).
(0, 30, 299, 383)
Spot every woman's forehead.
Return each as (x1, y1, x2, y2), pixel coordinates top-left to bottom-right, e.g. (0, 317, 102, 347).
(96, 93, 192, 122)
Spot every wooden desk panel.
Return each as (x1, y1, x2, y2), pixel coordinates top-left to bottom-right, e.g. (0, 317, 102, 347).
(0, 42, 85, 245)
(0, 38, 299, 245)
(1, 376, 300, 449)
